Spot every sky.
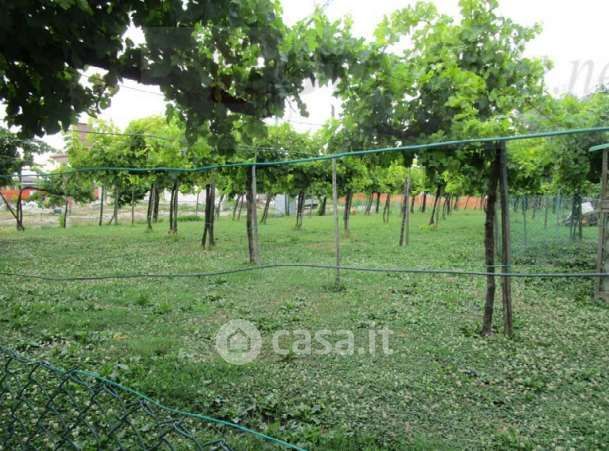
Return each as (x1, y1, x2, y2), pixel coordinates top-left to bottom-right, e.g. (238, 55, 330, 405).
(6, 0, 609, 164)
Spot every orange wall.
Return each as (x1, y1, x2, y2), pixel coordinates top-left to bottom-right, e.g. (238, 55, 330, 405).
(349, 193, 485, 209)
(0, 188, 35, 201)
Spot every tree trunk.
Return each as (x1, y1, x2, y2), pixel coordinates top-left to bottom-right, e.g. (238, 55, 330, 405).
(14, 188, 24, 231)
(578, 197, 583, 241)
(146, 183, 155, 230)
(112, 183, 119, 225)
(173, 183, 179, 233)
(62, 196, 69, 228)
(420, 192, 427, 213)
(498, 142, 513, 337)
(375, 192, 381, 214)
(523, 196, 528, 247)
(168, 185, 175, 232)
(232, 194, 241, 220)
(153, 186, 160, 223)
(260, 193, 273, 224)
(195, 190, 201, 217)
(216, 193, 224, 220)
(428, 186, 442, 226)
(237, 194, 245, 220)
(98, 185, 105, 226)
(364, 193, 373, 215)
(318, 196, 327, 216)
(399, 177, 411, 247)
(410, 193, 416, 214)
(169, 181, 178, 234)
(383, 193, 391, 224)
(15, 188, 25, 231)
(296, 191, 305, 229)
(202, 183, 216, 248)
(464, 196, 471, 210)
(481, 153, 500, 337)
(131, 187, 135, 225)
(0, 190, 24, 231)
(284, 195, 290, 216)
(245, 168, 260, 264)
(343, 191, 353, 237)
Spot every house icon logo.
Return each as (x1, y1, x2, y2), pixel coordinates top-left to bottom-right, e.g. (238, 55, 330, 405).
(215, 319, 262, 365)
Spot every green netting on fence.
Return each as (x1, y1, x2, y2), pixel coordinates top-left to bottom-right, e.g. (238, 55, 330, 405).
(0, 346, 303, 451)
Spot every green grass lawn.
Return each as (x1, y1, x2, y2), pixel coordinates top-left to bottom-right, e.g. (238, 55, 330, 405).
(1, 208, 608, 449)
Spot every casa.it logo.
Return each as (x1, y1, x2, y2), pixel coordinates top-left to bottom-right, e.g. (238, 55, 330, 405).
(214, 319, 262, 365)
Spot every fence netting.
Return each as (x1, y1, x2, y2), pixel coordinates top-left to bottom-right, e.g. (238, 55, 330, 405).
(0, 347, 298, 451)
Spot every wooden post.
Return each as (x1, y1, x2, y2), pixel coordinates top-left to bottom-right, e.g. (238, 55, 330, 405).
(332, 158, 341, 288)
(498, 142, 513, 336)
(596, 149, 609, 301)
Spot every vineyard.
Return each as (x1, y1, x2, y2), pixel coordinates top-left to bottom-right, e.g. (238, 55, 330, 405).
(2, 206, 608, 449)
(3, 0, 609, 449)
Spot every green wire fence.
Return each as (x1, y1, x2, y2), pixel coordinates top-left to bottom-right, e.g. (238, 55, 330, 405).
(0, 346, 304, 451)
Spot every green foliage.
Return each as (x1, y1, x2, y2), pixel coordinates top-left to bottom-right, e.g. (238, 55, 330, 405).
(32, 166, 95, 208)
(1, 1, 356, 141)
(509, 91, 609, 196)
(334, 0, 549, 196)
(0, 127, 52, 188)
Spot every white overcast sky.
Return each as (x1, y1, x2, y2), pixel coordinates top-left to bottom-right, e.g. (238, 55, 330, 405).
(5, 0, 609, 161)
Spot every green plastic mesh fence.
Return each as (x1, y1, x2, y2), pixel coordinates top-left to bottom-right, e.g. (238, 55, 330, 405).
(0, 347, 301, 451)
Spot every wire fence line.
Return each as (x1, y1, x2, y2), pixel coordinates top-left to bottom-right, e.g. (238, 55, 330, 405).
(0, 346, 305, 451)
(0, 263, 607, 282)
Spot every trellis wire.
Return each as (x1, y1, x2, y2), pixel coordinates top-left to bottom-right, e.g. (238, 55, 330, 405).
(0, 264, 607, 282)
(3, 126, 609, 181)
(0, 346, 305, 451)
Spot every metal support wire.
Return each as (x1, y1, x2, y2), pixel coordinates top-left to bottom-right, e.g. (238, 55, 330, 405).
(4, 126, 609, 181)
(0, 264, 607, 282)
(0, 347, 304, 451)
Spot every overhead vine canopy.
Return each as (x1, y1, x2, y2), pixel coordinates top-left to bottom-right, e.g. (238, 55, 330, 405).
(1, 0, 357, 141)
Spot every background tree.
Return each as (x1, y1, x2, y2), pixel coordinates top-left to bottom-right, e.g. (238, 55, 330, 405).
(336, 0, 548, 335)
(535, 94, 609, 239)
(0, 128, 52, 230)
(31, 168, 96, 228)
